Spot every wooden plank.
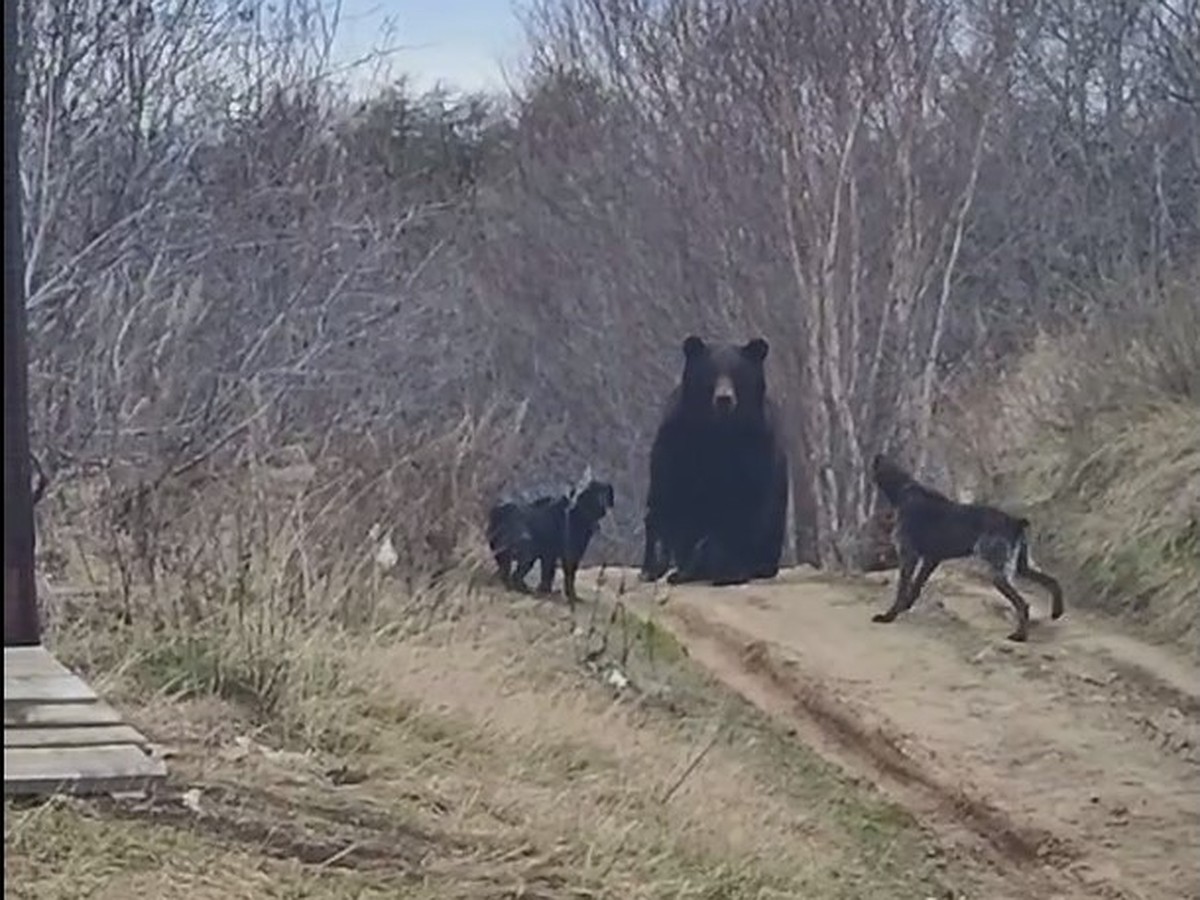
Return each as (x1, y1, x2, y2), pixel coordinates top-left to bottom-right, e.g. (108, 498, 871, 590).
(4, 745, 167, 796)
(4, 673, 98, 703)
(4, 700, 124, 728)
(3, 646, 169, 797)
(4, 646, 72, 677)
(5, 725, 148, 749)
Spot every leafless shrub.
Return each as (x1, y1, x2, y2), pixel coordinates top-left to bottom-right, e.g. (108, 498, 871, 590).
(22, 0, 1200, 677)
(477, 0, 1012, 564)
(467, 0, 1198, 567)
(20, 0, 529, 693)
(934, 269, 1200, 647)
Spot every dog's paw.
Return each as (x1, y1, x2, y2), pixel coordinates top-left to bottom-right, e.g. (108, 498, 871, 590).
(1051, 604, 1065, 620)
(871, 612, 896, 624)
(1006, 630, 1028, 643)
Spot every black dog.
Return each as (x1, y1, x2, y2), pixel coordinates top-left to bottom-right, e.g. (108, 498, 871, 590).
(486, 473, 615, 608)
(870, 454, 1064, 642)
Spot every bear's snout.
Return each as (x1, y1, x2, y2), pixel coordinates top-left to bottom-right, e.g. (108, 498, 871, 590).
(713, 375, 737, 412)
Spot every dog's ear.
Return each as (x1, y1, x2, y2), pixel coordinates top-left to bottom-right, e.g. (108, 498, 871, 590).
(683, 335, 706, 360)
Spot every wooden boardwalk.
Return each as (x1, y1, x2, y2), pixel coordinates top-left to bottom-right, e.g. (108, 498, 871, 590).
(4, 646, 167, 796)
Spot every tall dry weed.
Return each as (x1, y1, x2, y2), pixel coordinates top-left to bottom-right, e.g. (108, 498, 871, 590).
(938, 272, 1200, 650)
(36, 403, 527, 744)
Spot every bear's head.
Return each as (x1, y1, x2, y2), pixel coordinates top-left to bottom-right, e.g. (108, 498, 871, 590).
(679, 335, 770, 422)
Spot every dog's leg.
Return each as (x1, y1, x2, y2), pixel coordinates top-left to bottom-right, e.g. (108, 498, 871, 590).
(899, 557, 940, 613)
(536, 554, 557, 595)
(1017, 545, 1065, 620)
(1027, 570, 1064, 620)
(873, 550, 918, 624)
(562, 558, 579, 610)
(992, 575, 1031, 642)
(494, 551, 512, 588)
(511, 555, 536, 593)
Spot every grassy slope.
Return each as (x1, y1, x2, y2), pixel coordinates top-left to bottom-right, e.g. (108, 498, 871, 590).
(939, 279, 1200, 654)
(5, 590, 974, 900)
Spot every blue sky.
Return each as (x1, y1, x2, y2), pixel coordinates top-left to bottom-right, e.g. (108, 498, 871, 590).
(331, 0, 528, 95)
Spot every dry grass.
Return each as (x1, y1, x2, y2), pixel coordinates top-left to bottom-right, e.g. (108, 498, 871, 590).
(5, 584, 972, 900)
(938, 273, 1200, 654)
(13, 447, 971, 897)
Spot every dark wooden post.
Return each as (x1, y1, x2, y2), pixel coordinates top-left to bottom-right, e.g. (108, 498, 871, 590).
(4, 0, 40, 647)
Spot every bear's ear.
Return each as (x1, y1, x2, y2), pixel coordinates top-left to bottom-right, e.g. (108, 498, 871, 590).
(741, 338, 769, 362)
(683, 335, 707, 360)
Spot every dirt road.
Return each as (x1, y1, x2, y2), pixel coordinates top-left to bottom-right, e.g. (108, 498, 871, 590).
(593, 564, 1200, 900)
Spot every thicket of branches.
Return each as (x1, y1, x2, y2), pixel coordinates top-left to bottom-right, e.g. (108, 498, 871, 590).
(21, 0, 522, 608)
(21, 0, 1199, 608)
(483, 0, 1199, 565)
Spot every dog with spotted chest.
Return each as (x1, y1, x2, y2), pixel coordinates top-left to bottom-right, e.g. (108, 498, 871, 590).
(486, 468, 615, 609)
(870, 453, 1064, 642)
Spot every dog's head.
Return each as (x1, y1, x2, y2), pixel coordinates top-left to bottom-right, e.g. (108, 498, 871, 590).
(570, 477, 615, 525)
(871, 454, 916, 507)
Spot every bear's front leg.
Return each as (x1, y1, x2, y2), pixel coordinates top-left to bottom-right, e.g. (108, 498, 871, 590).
(666, 536, 708, 585)
(702, 524, 753, 587)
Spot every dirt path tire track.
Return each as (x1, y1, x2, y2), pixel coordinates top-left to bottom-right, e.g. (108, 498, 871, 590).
(598, 566, 1200, 900)
(663, 606, 1080, 900)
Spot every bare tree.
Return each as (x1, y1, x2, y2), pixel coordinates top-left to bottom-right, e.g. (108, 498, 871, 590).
(21, 0, 1199, 597)
(479, 0, 1084, 566)
(20, 0, 526, 610)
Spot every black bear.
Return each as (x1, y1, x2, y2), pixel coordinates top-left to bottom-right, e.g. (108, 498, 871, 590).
(639, 335, 789, 586)
(487, 471, 615, 608)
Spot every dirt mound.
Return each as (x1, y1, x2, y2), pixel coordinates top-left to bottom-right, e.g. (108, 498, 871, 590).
(600, 564, 1200, 900)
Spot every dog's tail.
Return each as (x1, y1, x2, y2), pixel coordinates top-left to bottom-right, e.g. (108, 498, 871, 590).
(487, 502, 519, 549)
